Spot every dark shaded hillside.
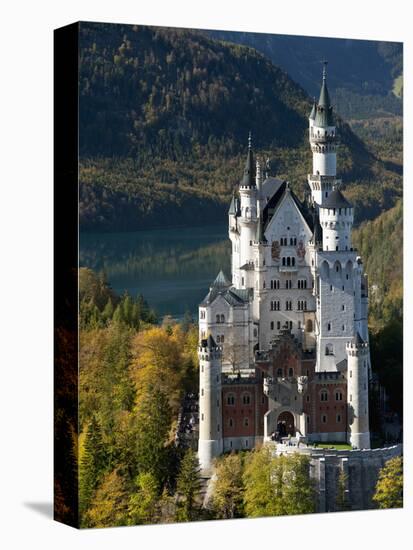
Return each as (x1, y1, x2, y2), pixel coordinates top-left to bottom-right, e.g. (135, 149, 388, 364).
(78, 22, 402, 232)
(80, 23, 310, 158)
(206, 30, 403, 118)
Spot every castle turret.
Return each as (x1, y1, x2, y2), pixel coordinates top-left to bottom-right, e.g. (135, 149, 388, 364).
(198, 335, 223, 472)
(308, 63, 340, 207)
(238, 133, 257, 274)
(346, 333, 370, 449)
(318, 188, 354, 251)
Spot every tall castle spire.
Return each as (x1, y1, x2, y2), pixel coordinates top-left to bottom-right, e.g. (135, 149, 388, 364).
(241, 131, 256, 187)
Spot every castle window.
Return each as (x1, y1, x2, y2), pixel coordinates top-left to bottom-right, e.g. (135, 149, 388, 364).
(336, 414, 341, 423)
(286, 279, 292, 289)
(327, 323, 331, 331)
(229, 418, 234, 428)
(245, 440, 249, 447)
(201, 414, 204, 421)
(263, 280, 266, 289)
(200, 310, 206, 319)
(201, 365, 204, 373)
(243, 393, 251, 405)
(287, 257, 291, 267)
(320, 389, 329, 402)
(336, 265, 339, 272)
(306, 319, 313, 332)
(350, 394, 352, 402)
(321, 414, 327, 424)
(342, 325, 345, 331)
(227, 394, 235, 406)
(298, 321, 301, 329)
(288, 368, 294, 377)
(216, 314, 220, 323)
(201, 388, 204, 396)
(335, 391, 343, 401)
(221, 335, 225, 343)
(270, 321, 274, 330)
(306, 395, 310, 402)
(220, 314, 225, 323)
(277, 321, 281, 330)
(230, 441, 233, 448)
(242, 277, 244, 286)
(216, 335, 220, 343)
(244, 418, 249, 427)
(253, 328, 258, 338)
(277, 368, 283, 377)
(350, 371, 352, 378)
(282, 257, 286, 266)
(342, 305, 345, 311)
(217, 424, 220, 432)
(289, 321, 293, 330)
(298, 279, 307, 289)
(292, 257, 296, 267)
(325, 343, 333, 355)
(286, 300, 292, 311)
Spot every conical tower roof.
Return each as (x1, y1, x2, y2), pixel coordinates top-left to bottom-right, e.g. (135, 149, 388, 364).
(315, 62, 334, 127)
(212, 270, 231, 289)
(241, 132, 256, 187)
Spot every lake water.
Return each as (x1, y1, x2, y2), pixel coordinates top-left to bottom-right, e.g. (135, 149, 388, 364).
(80, 225, 230, 318)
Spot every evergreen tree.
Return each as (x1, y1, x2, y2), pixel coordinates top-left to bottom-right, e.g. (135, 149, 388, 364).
(79, 416, 108, 520)
(112, 303, 124, 324)
(373, 456, 403, 509)
(102, 298, 114, 322)
(135, 386, 172, 485)
(175, 449, 202, 522)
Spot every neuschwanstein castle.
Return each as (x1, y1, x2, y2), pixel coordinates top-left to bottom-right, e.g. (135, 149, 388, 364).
(197, 66, 371, 472)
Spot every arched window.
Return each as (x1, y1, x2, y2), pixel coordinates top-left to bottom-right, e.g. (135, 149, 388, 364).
(335, 390, 343, 401)
(287, 257, 291, 266)
(306, 319, 313, 333)
(325, 343, 333, 355)
(320, 389, 329, 402)
(220, 314, 225, 323)
(282, 257, 286, 266)
(216, 335, 220, 343)
(321, 414, 327, 424)
(229, 418, 234, 428)
(292, 257, 296, 267)
(227, 394, 235, 405)
(277, 368, 283, 377)
(216, 314, 220, 323)
(242, 393, 251, 405)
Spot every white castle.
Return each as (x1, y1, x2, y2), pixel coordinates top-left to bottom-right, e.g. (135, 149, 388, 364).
(197, 65, 371, 472)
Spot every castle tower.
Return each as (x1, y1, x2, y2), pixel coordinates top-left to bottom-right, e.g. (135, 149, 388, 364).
(238, 133, 257, 274)
(346, 333, 370, 449)
(198, 335, 223, 472)
(308, 63, 340, 207)
(318, 189, 354, 251)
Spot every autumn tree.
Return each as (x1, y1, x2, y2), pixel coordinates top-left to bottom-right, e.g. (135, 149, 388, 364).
(336, 469, 350, 511)
(373, 456, 403, 509)
(210, 453, 244, 519)
(243, 447, 315, 517)
(128, 472, 160, 525)
(85, 469, 129, 528)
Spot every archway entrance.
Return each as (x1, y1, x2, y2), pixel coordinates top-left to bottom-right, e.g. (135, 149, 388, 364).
(277, 411, 295, 438)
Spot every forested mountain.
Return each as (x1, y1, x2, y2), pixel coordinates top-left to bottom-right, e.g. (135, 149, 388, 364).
(206, 30, 403, 118)
(78, 22, 402, 232)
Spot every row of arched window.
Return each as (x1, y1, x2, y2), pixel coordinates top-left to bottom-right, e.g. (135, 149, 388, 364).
(270, 319, 313, 332)
(215, 314, 225, 324)
(320, 389, 343, 402)
(269, 300, 307, 311)
(281, 257, 296, 267)
(226, 393, 251, 405)
(228, 417, 250, 428)
(216, 334, 225, 343)
(280, 237, 297, 246)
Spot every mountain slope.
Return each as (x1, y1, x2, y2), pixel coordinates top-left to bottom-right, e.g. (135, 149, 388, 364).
(78, 23, 402, 232)
(206, 30, 403, 118)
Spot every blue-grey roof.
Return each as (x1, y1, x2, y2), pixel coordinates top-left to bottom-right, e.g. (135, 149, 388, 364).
(228, 194, 237, 215)
(309, 100, 316, 120)
(241, 138, 256, 187)
(212, 270, 231, 288)
(320, 189, 351, 209)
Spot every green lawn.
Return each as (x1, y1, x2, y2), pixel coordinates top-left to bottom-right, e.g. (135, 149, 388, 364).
(312, 442, 352, 450)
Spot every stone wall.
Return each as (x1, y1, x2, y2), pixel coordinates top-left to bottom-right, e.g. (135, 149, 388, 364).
(276, 444, 402, 512)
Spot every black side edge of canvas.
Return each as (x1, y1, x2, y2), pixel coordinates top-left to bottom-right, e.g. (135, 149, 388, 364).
(54, 22, 79, 529)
